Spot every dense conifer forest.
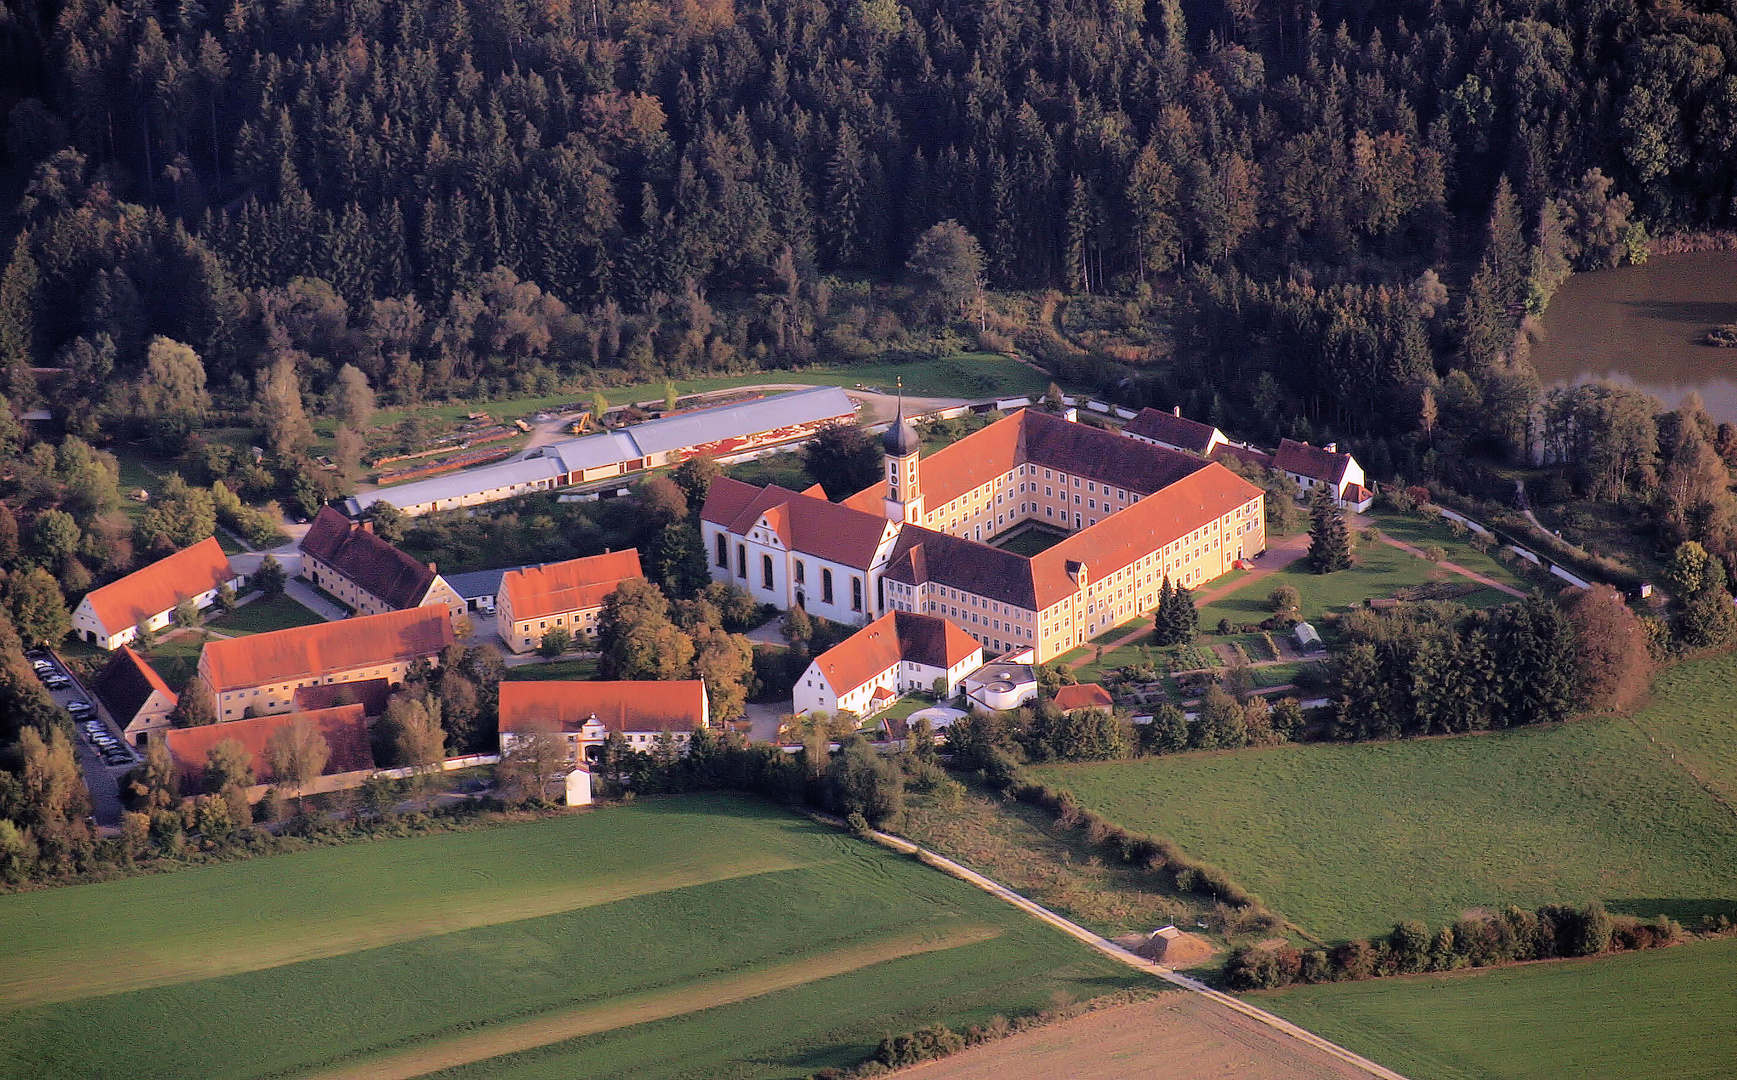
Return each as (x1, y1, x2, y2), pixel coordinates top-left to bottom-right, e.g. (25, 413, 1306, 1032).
(1, 0, 1734, 456)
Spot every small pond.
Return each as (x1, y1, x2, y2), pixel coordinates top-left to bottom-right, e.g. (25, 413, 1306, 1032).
(1530, 250, 1737, 421)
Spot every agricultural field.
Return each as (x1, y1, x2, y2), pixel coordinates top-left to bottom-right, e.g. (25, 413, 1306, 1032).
(1029, 656, 1737, 940)
(0, 795, 1142, 1080)
(1258, 938, 1737, 1080)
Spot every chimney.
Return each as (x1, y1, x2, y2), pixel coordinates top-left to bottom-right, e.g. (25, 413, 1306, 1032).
(359, 520, 374, 534)
(428, 561, 437, 573)
(1173, 405, 1181, 416)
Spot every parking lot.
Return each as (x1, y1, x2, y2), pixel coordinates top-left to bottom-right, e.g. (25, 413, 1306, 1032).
(29, 649, 130, 828)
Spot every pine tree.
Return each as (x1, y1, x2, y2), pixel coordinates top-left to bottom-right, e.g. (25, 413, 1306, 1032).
(1307, 486, 1352, 573)
(1153, 577, 1176, 645)
(1172, 584, 1198, 642)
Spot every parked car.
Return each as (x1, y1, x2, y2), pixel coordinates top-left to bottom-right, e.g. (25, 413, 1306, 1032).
(67, 700, 94, 716)
(31, 658, 53, 672)
(43, 674, 70, 689)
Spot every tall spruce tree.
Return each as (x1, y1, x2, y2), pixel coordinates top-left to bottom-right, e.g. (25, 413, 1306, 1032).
(1308, 487, 1353, 573)
(1153, 577, 1198, 646)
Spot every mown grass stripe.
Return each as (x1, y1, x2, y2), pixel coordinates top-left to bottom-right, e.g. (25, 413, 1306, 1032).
(299, 925, 1003, 1080)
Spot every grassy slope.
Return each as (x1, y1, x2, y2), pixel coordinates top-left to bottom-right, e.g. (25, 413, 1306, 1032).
(1194, 531, 1522, 633)
(1258, 938, 1737, 1080)
(1029, 664, 1737, 939)
(0, 796, 1140, 1080)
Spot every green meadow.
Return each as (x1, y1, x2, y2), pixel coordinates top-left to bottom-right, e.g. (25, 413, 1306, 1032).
(0, 795, 1141, 1080)
(1259, 938, 1737, 1080)
(1029, 654, 1737, 940)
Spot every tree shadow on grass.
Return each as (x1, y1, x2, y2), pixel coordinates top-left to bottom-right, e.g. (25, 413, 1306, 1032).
(1606, 898, 1737, 926)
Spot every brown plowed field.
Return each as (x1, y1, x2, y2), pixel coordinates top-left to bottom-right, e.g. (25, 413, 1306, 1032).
(894, 994, 1383, 1080)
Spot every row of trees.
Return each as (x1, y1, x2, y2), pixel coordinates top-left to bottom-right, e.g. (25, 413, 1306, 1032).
(1226, 901, 1683, 991)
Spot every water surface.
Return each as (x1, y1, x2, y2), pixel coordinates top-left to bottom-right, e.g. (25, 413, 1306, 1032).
(1530, 250, 1737, 421)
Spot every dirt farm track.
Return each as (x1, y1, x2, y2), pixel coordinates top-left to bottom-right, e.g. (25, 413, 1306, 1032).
(893, 994, 1383, 1080)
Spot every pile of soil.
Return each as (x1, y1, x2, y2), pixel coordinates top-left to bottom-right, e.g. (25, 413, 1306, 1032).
(1115, 930, 1218, 968)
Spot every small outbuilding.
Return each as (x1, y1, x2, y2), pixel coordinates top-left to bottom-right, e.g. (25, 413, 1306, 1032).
(1293, 621, 1322, 653)
(564, 762, 593, 807)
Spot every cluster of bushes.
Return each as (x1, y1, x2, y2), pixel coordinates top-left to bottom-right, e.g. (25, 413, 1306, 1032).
(211, 480, 287, 549)
(1225, 901, 1683, 991)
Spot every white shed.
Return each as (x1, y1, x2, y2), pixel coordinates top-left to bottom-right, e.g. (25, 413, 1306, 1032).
(564, 763, 593, 807)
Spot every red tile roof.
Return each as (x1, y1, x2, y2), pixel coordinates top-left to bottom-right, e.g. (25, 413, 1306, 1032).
(886, 527, 1038, 609)
(293, 677, 392, 716)
(299, 506, 438, 610)
(845, 409, 1209, 514)
(1051, 682, 1113, 711)
(83, 537, 236, 636)
(164, 704, 373, 793)
(1274, 439, 1353, 486)
(200, 607, 453, 692)
(497, 680, 708, 734)
(887, 462, 1262, 611)
(1124, 408, 1221, 455)
(1030, 463, 1261, 607)
(499, 550, 644, 621)
(701, 479, 893, 570)
(809, 611, 981, 696)
(91, 646, 177, 726)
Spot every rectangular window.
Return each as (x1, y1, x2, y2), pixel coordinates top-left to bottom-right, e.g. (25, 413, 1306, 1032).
(737, 544, 747, 578)
(851, 577, 864, 611)
(822, 568, 834, 604)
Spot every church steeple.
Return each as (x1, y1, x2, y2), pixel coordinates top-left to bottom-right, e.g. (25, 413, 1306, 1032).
(882, 378, 923, 523)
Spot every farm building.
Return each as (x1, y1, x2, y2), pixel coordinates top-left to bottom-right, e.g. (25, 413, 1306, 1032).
(199, 607, 454, 720)
(792, 611, 982, 718)
(1121, 407, 1228, 457)
(291, 677, 392, 717)
(1273, 439, 1374, 510)
(71, 537, 245, 650)
(163, 703, 373, 798)
(498, 680, 710, 763)
(441, 566, 519, 613)
(298, 507, 466, 624)
(346, 387, 856, 518)
(495, 549, 644, 653)
(90, 646, 178, 747)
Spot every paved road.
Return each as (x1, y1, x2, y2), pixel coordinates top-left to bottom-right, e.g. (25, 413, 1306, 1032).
(40, 651, 133, 828)
(864, 826, 1410, 1080)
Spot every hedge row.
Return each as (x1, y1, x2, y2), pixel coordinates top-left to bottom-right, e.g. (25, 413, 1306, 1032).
(1225, 901, 1683, 991)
